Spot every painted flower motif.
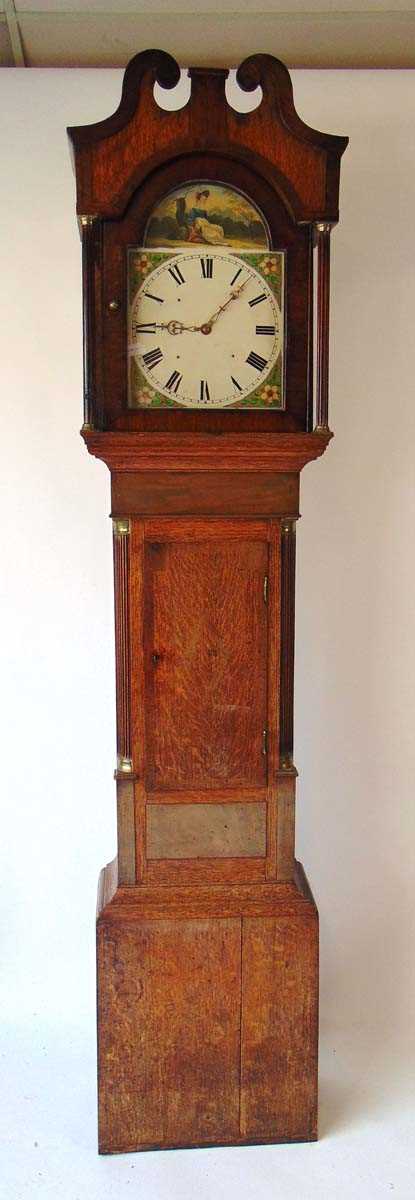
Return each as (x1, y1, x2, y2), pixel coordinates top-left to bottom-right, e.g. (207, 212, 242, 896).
(137, 386, 155, 407)
(134, 254, 151, 275)
(262, 256, 279, 276)
(260, 384, 279, 405)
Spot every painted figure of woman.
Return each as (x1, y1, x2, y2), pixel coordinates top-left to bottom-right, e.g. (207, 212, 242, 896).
(175, 191, 226, 244)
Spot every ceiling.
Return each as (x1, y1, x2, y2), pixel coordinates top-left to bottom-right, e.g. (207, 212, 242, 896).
(1, 0, 415, 69)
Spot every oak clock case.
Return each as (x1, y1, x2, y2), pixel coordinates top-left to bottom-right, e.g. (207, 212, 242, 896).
(68, 51, 348, 1154)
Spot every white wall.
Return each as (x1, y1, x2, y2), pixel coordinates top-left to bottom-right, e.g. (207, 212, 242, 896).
(1, 67, 414, 1196)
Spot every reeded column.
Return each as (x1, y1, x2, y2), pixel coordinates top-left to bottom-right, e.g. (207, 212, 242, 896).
(112, 517, 135, 884)
(80, 214, 99, 430)
(314, 221, 332, 432)
(113, 517, 132, 774)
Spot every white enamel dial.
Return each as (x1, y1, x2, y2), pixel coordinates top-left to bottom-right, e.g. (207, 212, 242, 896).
(128, 252, 283, 409)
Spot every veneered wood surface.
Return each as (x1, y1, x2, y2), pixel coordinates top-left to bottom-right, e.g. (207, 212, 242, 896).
(68, 51, 347, 222)
(97, 917, 241, 1152)
(97, 858, 315, 922)
(111, 471, 299, 518)
(276, 770, 296, 881)
(146, 786, 267, 805)
(124, 516, 284, 884)
(144, 535, 268, 791)
(144, 857, 266, 885)
(96, 857, 117, 918)
(116, 778, 135, 884)
(143, 517, 269, 541)
(83, 429, 332, 472)
(240, 910, 318, 1141)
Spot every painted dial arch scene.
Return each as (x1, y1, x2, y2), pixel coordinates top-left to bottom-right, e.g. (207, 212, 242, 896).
(127, 180, 285, 410)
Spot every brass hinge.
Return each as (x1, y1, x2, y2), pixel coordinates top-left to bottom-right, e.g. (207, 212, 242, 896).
(262, 729, 268, 756)
(263, 575, 269, 604)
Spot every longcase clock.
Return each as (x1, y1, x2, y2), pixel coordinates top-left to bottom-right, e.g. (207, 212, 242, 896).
(68, 51, 348, 1153)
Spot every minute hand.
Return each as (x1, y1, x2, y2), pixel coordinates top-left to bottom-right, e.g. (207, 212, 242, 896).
(203, 279, 249, 329)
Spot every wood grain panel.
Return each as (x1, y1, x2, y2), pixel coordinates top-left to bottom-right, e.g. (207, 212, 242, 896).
(240, 912, 318, 1141)
(68, 51, 347, 221)
(147, 787, 267, 805)
(147, 802, 266, 860)
(111, 471, 299, 518)
(144, 517, 269, 541)
(98, 860, 315, 924)
(227, 104, 325, 217)
(144, 535, 268, 791)
(84, 429, 332, 472)
(97, 917, 241, 1152)
(145, 858, 266, 885)
(134, 783, 146, 885)
(276, 770, 296, 881)
(116, 779, 135, 884)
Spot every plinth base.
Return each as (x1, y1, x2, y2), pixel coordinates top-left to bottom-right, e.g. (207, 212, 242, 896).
(96, 861, 318, 1153)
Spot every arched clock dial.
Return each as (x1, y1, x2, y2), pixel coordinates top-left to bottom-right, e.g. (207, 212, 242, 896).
(128, 251, 284, 409)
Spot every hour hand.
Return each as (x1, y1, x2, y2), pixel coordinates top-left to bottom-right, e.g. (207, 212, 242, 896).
(134, 320, 200, 335)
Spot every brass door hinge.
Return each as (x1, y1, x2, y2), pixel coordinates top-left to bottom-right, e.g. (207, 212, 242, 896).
(263, 575, 269, 604)
(262, 729, 268, 756)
